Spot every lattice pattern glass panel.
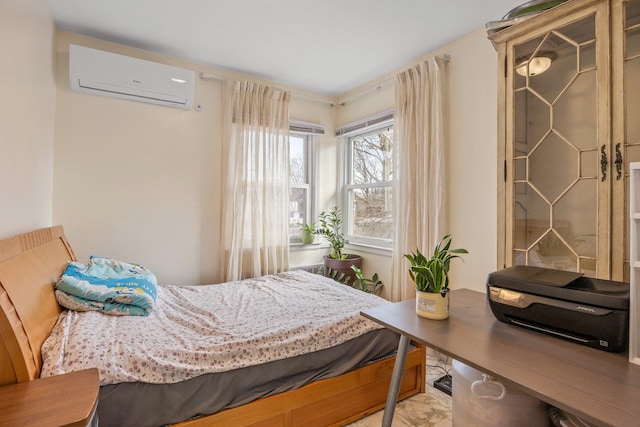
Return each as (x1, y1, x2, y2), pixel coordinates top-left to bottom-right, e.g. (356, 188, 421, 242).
(511, 14, 597, 275)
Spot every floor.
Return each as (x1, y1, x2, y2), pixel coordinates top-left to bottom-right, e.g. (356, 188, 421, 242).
(347, 349, 453, 427)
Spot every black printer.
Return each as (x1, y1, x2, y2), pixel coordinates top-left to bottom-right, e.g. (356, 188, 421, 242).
(486, 266, 629, 352)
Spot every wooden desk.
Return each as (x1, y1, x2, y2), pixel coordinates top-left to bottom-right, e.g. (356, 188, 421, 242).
(0, 369, 99, 427)
(361, 289, 640, 427)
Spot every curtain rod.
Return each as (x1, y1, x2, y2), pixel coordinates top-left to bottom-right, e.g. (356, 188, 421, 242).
(198, 72, 336, 106)
(199, 53, 449, 107)
(336, 53, 450, 106)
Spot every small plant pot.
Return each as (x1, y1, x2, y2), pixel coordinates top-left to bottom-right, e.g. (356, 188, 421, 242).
(300, 230, 315, 244)
(416, 290, 449, 320)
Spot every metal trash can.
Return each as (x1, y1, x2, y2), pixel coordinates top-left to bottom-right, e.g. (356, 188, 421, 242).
(452, 360, 549, 427)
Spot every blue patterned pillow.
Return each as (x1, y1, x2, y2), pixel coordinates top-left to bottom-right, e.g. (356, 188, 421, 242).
(55, 256, 157, 316)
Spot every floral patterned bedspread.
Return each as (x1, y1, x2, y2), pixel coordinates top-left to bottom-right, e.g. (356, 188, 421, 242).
(40, 270, 390, 385)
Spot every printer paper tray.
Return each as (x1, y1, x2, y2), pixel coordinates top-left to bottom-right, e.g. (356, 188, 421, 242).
(506, 316, 595, 345)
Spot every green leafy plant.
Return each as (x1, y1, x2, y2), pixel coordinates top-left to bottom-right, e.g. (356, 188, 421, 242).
(324, 267, 350, 285)
(322, 265, 383, 296)
(297, 222, 315, 233)
(298, 222, 316, 244)
(350, 265, 383, 295)
(404, 234, 468, 295)
(314, 206, 346, 259)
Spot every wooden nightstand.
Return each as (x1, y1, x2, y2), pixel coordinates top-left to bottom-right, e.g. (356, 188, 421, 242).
(0, 368, 99, 427)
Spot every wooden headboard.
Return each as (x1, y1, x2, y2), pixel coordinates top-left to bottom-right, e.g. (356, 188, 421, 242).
(0, 226, 76, 385)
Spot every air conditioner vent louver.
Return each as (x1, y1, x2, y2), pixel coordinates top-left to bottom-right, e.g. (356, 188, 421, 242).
(69, 44, 194, 110)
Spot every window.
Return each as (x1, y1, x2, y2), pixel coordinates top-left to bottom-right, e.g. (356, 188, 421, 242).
(344, 122, 393, 248)
(289, 133, 312, 242)
(288, 121, 323, 243)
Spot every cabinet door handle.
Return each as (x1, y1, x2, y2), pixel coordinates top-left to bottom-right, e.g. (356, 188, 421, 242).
(601, 144, 608, 182)
(615, 143, 623, 180)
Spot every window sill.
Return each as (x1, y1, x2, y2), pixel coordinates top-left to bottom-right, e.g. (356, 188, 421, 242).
(289, 241, 391, 257)
(289, 242, 330, 252)
(345, 242, 392, 257)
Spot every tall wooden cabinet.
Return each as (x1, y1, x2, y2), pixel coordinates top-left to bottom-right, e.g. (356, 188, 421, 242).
(490, 0, 640, 281)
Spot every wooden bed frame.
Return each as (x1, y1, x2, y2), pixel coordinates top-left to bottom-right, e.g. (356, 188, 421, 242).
(0, 226, 426, 427)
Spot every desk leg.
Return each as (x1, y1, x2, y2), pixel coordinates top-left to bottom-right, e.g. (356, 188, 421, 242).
(382, 334, 410, 427)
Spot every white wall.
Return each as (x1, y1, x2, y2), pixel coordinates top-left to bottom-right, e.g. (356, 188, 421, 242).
(0, 0, 56, 238)
(53, 33, 220, 286)
(446, 29, 500, 292)
(338, 28, 500, 294)
(2, 3, 500, 293)
(52, 32, 335, 286)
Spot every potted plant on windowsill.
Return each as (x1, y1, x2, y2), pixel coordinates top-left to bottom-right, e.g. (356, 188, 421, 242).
(314, 206, 362, 286)
(298, 222, 316, 244)
(404, 234, 468, 320)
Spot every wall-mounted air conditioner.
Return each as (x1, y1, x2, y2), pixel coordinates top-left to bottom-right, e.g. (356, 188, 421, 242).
(68, 44, 195, 110)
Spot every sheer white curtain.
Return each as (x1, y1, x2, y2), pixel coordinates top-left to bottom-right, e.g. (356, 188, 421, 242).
(221, 79, 291, 281)
(391, 57, 447, 301)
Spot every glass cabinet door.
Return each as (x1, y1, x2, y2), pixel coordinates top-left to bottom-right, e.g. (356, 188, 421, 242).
(506, 5, 610, 278)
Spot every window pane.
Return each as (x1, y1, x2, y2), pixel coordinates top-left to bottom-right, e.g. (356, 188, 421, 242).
(351, 128, 393, 185)
(289, 186, 308, 237)
(290, 135, 306, 184)
(351, 186, 393, 239)
(289, 133, 312, 244)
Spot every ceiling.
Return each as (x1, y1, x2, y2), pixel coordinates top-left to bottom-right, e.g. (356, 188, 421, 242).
(48, 0, 527, 97)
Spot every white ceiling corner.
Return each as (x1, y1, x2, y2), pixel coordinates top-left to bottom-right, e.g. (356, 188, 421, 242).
(48, 0, 527, 97)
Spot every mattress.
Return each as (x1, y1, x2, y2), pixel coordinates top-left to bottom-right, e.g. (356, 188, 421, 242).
(40, 270, 397, 426)
(98, 328, 399, 427)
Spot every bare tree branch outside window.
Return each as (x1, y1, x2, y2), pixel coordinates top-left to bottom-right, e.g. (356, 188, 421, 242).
(350, 128, 393, 240)
(289, 135, 309, 240)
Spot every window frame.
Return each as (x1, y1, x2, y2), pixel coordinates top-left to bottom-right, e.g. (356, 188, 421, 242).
(289, 131, 318, 244)
(341, 119, 394, 250)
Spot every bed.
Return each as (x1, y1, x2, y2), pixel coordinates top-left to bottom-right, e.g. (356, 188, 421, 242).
(0, 226, 425, 427)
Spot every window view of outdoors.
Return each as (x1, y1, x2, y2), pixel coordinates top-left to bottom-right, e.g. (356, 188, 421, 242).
(289, 135, 308, 240)
(349, 127, 393, 240)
